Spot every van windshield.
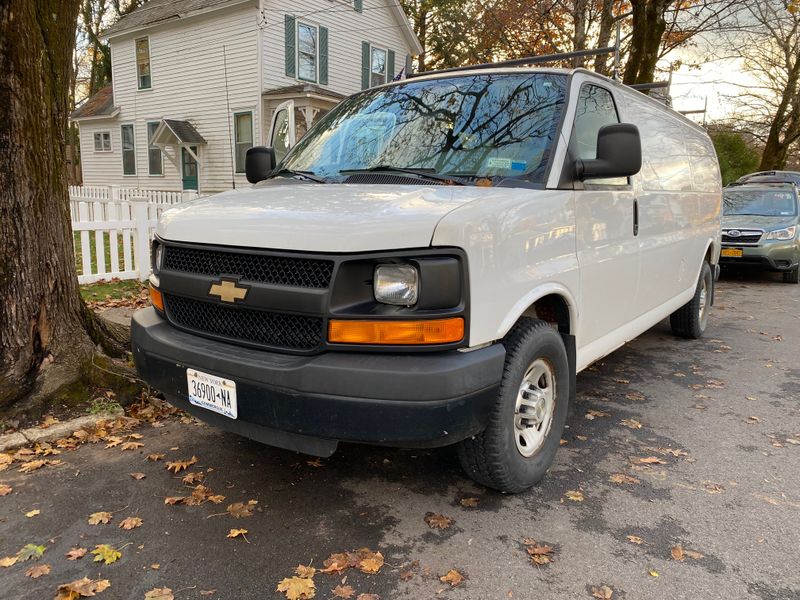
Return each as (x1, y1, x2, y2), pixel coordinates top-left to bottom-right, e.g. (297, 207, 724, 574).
(723, 189, 798, 217)
(280, 73, 567, 183)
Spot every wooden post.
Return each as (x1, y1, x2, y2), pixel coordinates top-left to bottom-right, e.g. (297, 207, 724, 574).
(130, 196, 151, 281)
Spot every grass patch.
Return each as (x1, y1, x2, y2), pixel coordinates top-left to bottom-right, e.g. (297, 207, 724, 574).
(89, 395, 123, 415)
(80, 280, 146, 304)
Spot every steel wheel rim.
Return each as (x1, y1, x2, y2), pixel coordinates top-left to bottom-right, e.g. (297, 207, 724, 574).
(698, 274, 709, 328)
(514, 358, 556, 458)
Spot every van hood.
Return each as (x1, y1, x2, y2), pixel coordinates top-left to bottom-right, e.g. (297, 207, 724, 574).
(722, 214, 797, 231)
(157, 183, 471, 252)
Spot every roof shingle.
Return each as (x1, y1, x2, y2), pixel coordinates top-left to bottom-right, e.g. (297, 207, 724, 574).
(102, 0, 236, 38)
(70, 85, 117, 120)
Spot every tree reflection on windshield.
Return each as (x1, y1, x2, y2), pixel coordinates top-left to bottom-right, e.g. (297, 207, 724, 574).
(282, 73, 567, 183)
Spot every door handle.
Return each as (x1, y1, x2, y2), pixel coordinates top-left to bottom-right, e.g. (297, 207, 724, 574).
(633, 198, 639, 236)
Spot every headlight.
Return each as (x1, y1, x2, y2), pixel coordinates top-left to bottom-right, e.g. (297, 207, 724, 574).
(766, 225, 797, 240)
(152, 241, 164, 272)
(374, 264, 418, 306)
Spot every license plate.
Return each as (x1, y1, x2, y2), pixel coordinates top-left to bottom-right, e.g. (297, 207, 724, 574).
(186, 368, 237, 419)
(721, 248, 743, 257)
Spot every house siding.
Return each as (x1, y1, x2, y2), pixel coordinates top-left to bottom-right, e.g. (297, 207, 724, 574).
(80, 1, 260, 193)
(261, 0, 413, 131)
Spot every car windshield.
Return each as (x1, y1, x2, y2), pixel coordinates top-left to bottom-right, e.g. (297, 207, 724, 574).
(280, 73, 567, 183)
(723, 189, 798, 216)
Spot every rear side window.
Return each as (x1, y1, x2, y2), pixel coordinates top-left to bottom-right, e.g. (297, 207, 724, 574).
(573, 84, 619, 160)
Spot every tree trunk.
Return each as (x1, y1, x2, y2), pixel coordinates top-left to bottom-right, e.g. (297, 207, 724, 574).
(0, 0, 96, 409)
(623, 0, 670, 85)
(594, 0, 615, 76)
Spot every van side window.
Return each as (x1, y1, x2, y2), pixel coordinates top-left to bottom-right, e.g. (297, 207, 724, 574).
(573, 85, 619, 160)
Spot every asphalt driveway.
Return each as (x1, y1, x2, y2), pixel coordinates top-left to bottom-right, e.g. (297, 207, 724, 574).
(1, 273, 799, 600)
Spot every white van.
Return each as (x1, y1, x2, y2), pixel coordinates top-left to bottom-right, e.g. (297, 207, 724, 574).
(132, 66, 722, 493)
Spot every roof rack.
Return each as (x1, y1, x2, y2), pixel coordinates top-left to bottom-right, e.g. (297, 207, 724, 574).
(406, 47, 617, 79)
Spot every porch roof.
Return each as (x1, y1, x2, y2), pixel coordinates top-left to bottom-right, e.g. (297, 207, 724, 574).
(262, 84, 346, 104)
(151, 119, 207, 146)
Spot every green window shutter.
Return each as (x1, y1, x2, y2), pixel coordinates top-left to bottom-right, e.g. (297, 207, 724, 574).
(387, 49, 395, 81)
(319, 26, 329, 85)
(405, 54, 413, 76)
(354, 0, 363, 13)
(285, 15, 296, 77)
(361, 41, 370, 89)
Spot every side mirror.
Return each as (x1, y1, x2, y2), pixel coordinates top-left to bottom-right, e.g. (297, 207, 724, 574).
(245, 146, 277, 184)
(576, 123, 642, 180)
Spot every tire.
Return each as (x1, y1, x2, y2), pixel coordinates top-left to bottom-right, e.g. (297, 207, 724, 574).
(670, 261, 712, 339)
(783, 267, 799, 284)
(457, 318, 570, 493)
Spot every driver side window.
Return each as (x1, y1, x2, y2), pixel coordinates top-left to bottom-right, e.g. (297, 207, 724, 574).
(572, 84, 626, 185)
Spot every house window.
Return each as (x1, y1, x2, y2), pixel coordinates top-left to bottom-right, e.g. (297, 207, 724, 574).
(298, 23, 317, 82)
(93, 131, 111, 152)
(136, 37, 151, 90)
(234, 112, 253, 173)
(147, 122, 162, 175)
(121, 124, 136, 175)
(371, 47, 387, 87)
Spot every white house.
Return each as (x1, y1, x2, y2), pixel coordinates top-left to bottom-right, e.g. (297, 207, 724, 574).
(70, 0, 422, 194)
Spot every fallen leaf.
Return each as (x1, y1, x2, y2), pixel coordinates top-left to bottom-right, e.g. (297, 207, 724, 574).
(66, 548, 87, 560)
(121, 441, 144, 451)
(151, 564, 160, 570)
(227, 528, 248, 540)
(26, 509, 41, 518)
(182, 471, 205, 484)
(320, 553, 350, 574)
(424, 512, 453, 529)
(0, 556, 18, 567)
(704, 482, 725, 494)
(459, 497, 480, 508)
(746, 416, 761, 424)
(144, 588, 174, 600)
(16, 543, 46, 561)
(565, 490, 584, 502)
(0, 454, 12, 471)
(55, 577, 110, 599)
(591, 585, 614, 599)
(119, 517, 143, 530)
(440, 569, 464, 587)
(671, 545, 684, 561)
(295, 564, 315, 578)
(585, 409, 609, 420)
(648, 569, 659, 577)
(620, 419, 642, 429)
(25, 563, 50, 578)
(166, 456, 198, 473)
(227, 500, 258, 518)
(200, 591, 216, 596)
(575, 435, 588, 441)
(88, 511, 112, 525)
(130, 472, 146, 480)
(333, 585, 355, 599)
(626, 535, 644, 545)
(146, 453, 165, 462)
(637, 457, 666, 465)
(609, 473, 639, 485)
(357, 550, 384, 574)
(399, 570, 413, 581)
(0, 484, 12, 496)
(625, 392, 645, 401)
(684, 549, 704, 560)
(91, 544, 121, 565)
(19, 459, 47, 473)
(276, 576, 316, 600)
(164, 496, 184, 505)
(306, 458, 324, 467)
(526, 543, 555, 566)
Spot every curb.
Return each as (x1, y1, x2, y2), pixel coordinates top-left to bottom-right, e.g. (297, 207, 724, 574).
(0, 407, 125, 452)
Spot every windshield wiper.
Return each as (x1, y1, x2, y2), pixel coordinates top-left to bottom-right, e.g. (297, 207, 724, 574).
(269, 168, 327, 183)
(339, 165, 465, 185)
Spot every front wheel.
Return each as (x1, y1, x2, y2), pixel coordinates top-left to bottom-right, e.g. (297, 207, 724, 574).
(670, 261, 712, 339)
(457, 318, 570, 493)
(783, 267, 799, 284)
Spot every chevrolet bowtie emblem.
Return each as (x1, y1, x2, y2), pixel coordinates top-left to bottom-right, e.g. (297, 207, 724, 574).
(209, 279, 248, 303)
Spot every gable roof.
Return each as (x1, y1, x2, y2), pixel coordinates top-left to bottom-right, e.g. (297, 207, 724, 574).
(154, 119, 207, 145)
(102, 0, 247, 38)
(70, 85, 118, 120)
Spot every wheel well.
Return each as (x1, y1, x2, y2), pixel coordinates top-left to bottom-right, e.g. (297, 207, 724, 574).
(521, 294, 572, 334)
(704, 242, 715, 265)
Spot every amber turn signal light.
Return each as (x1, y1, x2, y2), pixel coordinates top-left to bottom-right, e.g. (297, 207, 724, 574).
(328, 317, 464, 345)
(149, 285, 164, 312)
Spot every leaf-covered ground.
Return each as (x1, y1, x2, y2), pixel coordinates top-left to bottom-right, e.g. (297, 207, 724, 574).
(1, 274, 798, 599)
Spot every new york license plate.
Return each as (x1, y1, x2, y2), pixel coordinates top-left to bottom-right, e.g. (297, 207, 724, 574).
(721, 248, 743, 257)
(186, 368, 237, 419)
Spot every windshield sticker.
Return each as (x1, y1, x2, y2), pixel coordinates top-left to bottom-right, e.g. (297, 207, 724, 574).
(488, 158, 512, 169)
(511, 160, 527, 171)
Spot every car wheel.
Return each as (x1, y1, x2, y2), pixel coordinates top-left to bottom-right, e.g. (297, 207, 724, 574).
(457, 318, 570, 493)
(783, 267, 799, 284)
(670, 261, 713, 339)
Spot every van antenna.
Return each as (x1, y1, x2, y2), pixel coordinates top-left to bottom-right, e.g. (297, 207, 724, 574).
(223, 44, 235, 190)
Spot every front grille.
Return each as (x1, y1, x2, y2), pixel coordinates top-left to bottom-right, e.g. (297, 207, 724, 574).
(163, 245, 334, 288)
(165, 294, 323, 351)
(722, 231, 762, 245)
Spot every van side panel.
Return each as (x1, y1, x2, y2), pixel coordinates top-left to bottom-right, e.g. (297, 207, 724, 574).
(431, 188, 579, 346)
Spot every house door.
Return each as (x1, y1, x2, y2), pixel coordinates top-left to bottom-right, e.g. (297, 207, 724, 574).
(269, 101, 295, 163)
(181, 147, 198, 190)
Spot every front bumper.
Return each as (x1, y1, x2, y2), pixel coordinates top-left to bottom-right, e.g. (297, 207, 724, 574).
(720, 241, 800, 272)
(131, 308, 505, 456)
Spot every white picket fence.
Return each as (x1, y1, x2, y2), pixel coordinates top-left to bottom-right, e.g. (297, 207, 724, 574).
(69, 185, 199, 284)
